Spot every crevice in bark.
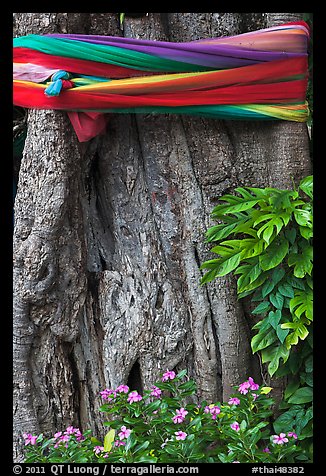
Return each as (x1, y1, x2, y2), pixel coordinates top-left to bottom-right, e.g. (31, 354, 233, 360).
(155, 286, 164, 310)
(127, 360, 143, 394)
(65, 342, 81, 428)
(85, 150, 100, 202)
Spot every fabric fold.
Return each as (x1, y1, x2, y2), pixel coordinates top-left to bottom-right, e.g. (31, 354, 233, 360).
(13, 21, 310, 142)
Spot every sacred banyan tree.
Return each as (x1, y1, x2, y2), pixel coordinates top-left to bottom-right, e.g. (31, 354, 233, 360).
(13, 13, 313, 465)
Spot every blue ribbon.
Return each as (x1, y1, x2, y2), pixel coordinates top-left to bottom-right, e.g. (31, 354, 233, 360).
(44, 70, 71, 97)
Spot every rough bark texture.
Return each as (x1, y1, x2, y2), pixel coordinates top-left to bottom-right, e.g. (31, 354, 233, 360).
(13, 12, 312, 461)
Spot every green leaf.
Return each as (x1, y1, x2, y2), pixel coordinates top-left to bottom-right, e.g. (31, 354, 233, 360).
(284, 228, 297, 245)
(91, 437, 103, 446)
(135, 455, 158, 463)
(268, 310, 282, 330)
(176, 369, 187, 379)
(237, 266, 266, 295)
(215, 198, 260, 214)
(290, 289, 313, 321)
(273, 408, 302, 434)
(288, 387, 313, 404)
(284, 379, 300, 400)
(278, 283, 295, 299)
(103, 429, 115, 453)
(288, 246, 313, 278)
(266, 344, 290, 376)
(299, 226, 313, 240)
(299, 175, 313, 199)
(205, 222, 237, 242)
(253, 213, 278, 227)
(271, 268, 286, 285)
(276, 325, 289, 344)
(240, 420, 247, 431)
(261, 280, 275, 298)
(260, 386, 273, 395)
(305, 355, 313, 373)
(251, 328, 277, 353)
(234, 187, 258, 200)
(144, 399, 162, 414)
(189, 416, 202, 429)
(200, 267, 220, 285)
(246, 186, 269, 200)
(286, 276, 306, 291)
(269, 292, 284, 310)
(201, 251, 242, 281)
(124, 432, 137, 452)
(270, 189, 298, 210)
(252, 301, 271, 315)
(296, 323, 309, 340)
(294, 209, 313, 228)
(285, 332, 299, 348)
(302, 372, 313, 387)
(239, 238, 266, 259)
(134, 441, 150, 454)
(259, 239, 289, 271)
(179, 380, 196, 391)
(257, 216, 284, 245)
(237, 272, 267, 296)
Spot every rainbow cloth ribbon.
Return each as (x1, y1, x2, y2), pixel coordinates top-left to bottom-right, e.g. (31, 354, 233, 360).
(13, 21, 310, 142)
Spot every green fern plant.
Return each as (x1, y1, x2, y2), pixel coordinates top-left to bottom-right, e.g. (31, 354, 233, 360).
(200, 176, 313, 459)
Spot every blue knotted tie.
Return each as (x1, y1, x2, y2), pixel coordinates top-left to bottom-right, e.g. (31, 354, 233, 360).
(44, 70, 71, 96)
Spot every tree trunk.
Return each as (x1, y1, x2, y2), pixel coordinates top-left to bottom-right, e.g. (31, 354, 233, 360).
(13, 12, 311, 462)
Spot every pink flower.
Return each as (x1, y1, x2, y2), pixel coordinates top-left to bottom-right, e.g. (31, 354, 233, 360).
(65, 426, 76, 435)
(116, 384, 129, 393)
(252, 393, 258, 401)
(263, 447, 271, 453)
(118, 426, 131, 440)
(75, 430, 84, 442)
(288, 432, 298, 439)
(100, 388, 116, 401)
(162, 370, 176, 382)
(54, 431, 62, 439)
(233, 461, 240, 463)
(93, 445, 104, 454)
(172, 407, 188, 424)
(272, 433, 289, 445)
(228, 397, 241, 405)
(127, 390, 143, 403)
(114, 440, 126, 447)
(248, 377, 260, 391)
(54, 434, 70, 449)
(150, 385, 162, 398)
(175, 431, 187, 441)
(230, 422, 240, 432)
(238, 381, 250, 394)
(172, 414, 184, 424)
(23, 433, 37, 446)
(204, 405, 221, 420)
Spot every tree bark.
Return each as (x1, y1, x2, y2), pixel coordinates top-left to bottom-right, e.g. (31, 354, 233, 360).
(13, 12, 312, 461)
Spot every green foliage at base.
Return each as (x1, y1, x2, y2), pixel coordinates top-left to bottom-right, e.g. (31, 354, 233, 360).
(23, 371, 309, 463)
